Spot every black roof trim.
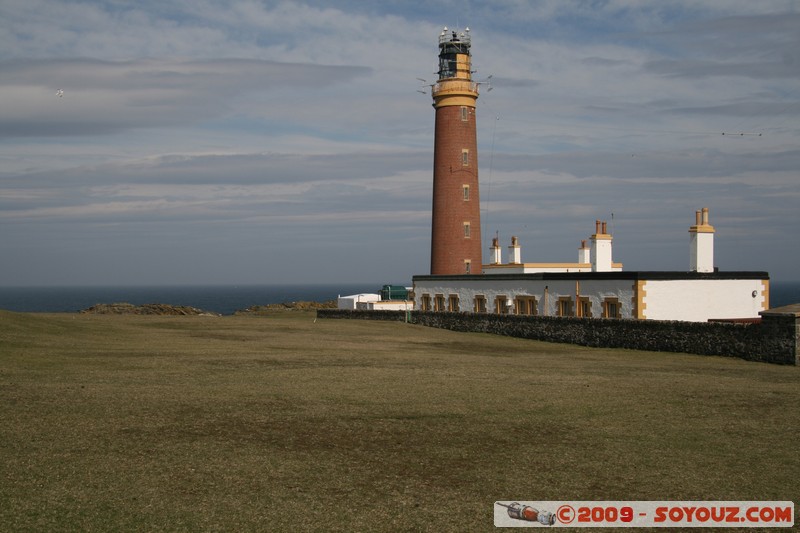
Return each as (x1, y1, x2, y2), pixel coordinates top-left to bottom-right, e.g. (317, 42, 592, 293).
(412, 271, 769, 282)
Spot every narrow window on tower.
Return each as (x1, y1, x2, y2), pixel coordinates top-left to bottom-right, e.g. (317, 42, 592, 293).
(463, 222, 471, 238)
(461, 149, 469, 166)
(462, 185, 470, 201)
(464, 260, 471, 274)
(461, 106, 468, 121)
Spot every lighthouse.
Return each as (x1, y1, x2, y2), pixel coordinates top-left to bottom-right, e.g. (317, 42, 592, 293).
(429, 27, 483, 275)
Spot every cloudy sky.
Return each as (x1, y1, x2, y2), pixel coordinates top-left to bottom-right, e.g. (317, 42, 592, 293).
(1, 0, 798, 286)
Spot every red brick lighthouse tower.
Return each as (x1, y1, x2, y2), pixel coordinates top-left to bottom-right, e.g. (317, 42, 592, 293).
(430, 27, 482, 275)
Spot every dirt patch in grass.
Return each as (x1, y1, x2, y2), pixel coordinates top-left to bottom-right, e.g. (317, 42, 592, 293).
(1, 310, 798, 531)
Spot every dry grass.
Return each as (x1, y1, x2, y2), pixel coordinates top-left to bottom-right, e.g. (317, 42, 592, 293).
(1, 309, 798, 531)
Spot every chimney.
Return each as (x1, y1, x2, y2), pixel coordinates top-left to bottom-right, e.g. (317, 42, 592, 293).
(578, 239, 590, 264)
(689, 207, 715, 272)
(590, 220, 613, 272)
(490, 236, 502, 265)
(508, 236, 522, 264)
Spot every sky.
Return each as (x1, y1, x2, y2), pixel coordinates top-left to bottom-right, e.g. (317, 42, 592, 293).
(1, 0, 798, 287)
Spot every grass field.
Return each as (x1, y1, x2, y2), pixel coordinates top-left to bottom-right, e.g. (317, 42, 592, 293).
(1, 309, 798, 531)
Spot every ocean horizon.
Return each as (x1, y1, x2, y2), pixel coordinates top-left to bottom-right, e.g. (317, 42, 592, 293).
(0, 284, 384, 316)
(0, 281, 798, 316)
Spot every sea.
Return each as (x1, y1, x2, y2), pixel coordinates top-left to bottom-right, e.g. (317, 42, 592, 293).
(0, 284, 381, 316)
(0, 281, 798, 316)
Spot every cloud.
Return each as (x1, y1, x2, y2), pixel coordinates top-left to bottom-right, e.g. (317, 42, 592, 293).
(0, 0, 798, 285)
(0, 58, 370, 138)
(645, 59, 799, 80)
(491, 147, 800, 179)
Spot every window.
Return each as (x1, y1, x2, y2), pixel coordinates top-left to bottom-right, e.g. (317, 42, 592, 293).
(495, 295, 509, 314)
(515, 296, 538, 316)
(474, 295, 487, 313)
(463, 185, 470, 201)
(464, 260, 471, 274)
(461, 106, 468, 121)
(603, 297, 621, 319)
(577, 297, 592, 318)
(461, 149, 469, 166)
(421, 294, 432, 312)
(463, 222, 471, 238)
(448, 294, 460, 312)
(439, 54, 456, 78)
(434, 294, 445, 312)
(557, 297, 573, 317)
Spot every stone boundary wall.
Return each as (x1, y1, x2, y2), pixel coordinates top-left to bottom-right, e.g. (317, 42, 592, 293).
(316, 309, 799, 365)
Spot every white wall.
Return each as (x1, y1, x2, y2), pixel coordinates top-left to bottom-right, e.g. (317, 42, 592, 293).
(414, 276, 768, 321)
(591, 238, 613, 272)
(338, 293, 380, 310)
(642, 279, 767, 321)
(358, 300, 413, 311)
(483, 264, 592, 274)
(689, 232, 714, 272)
(414, 278, 636, 317)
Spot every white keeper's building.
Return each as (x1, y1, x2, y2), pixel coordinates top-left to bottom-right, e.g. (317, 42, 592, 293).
(412, 208, 769, 322)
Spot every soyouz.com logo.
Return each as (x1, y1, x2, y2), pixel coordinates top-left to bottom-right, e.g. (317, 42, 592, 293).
(493, 501, 794, 528)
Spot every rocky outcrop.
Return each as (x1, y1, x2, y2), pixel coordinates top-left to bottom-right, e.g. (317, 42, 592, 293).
(234, 300, 336, 315)
(79, 299, 336, 316)
(80, 303, 220, 316)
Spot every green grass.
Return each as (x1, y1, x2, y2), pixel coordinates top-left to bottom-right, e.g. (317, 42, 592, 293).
(1, 309, 798, 531)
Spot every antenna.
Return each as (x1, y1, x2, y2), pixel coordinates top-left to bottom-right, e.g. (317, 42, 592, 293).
(416, 77, 432, 95)
(477, 74, 493, 93)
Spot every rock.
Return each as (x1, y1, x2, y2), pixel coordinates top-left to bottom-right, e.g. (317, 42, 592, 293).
(233, 300, 337, 315)
(80, 303, 220, 316)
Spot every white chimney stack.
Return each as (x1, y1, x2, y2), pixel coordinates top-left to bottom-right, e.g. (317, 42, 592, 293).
(590, 220, 613, 272)
(508, 236, 522, 264)
(578, 239, 590, 264)
(490, 236, 502, 265)
(689, 207, 715, 272)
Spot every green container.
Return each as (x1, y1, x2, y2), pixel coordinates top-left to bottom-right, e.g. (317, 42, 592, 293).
(380, 285, 408, 301)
